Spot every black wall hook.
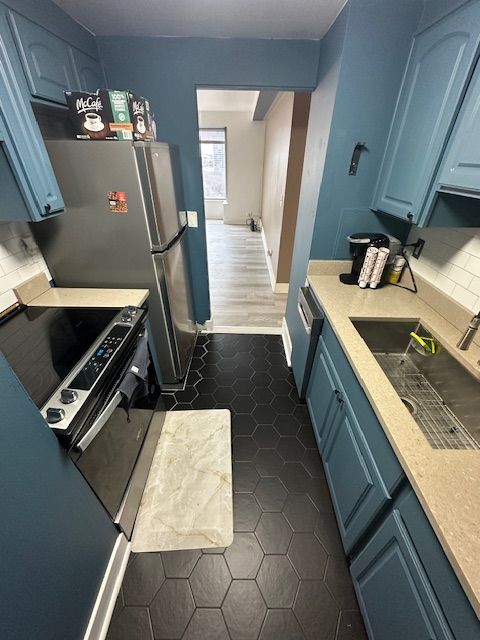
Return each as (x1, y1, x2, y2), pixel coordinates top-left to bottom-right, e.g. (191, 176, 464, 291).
(349, 142, 367, 175)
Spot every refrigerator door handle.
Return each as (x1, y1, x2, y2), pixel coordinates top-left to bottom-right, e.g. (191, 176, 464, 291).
(135, 146, 162, 248)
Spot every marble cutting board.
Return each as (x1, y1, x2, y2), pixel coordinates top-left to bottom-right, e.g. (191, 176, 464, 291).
(132, 409, 233, 552)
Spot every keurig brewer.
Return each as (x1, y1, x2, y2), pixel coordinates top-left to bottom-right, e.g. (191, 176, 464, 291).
(339, 233, 402, 285)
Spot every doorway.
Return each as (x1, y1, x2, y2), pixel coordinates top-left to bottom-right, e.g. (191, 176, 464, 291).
(196, 88, 311, 332)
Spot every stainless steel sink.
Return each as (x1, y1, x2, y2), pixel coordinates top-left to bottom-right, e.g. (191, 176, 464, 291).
(351, 319, 480, 450)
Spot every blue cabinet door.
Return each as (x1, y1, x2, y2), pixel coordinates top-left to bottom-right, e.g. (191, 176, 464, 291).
(0, 9, 64, 221)
(351, 488, 457, 640)
(70, 47, 106, 92)
(305, 339, 339, 452)
(8, 10, 76, 104)
(372, 1, 480, 224)
(439, 58, 480, 195)
(322, 394, 392, 553)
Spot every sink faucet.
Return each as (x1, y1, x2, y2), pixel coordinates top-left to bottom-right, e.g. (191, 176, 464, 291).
(457, 312, 480, 350)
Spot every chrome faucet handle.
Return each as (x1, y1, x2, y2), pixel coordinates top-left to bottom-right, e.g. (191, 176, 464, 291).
(457, 312, 480, 351)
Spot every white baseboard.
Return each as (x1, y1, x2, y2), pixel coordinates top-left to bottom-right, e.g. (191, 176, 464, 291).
(261, 228, 277, 293)
(83, 534, 130, 640)
(212, 325, 282, 335)
(274, 282, 289, 294)
(282, 317, 292, 367)
(261, 229, 290, 294)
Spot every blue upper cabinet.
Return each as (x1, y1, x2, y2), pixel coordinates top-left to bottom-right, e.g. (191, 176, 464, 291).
(372, 1, 480, 225)
(70, 48, 106, 92)
(7, 9, 105, 104)
(0, 7, 64, 221)
(439, 58, 480, 194)
(8, 10, 77, 104)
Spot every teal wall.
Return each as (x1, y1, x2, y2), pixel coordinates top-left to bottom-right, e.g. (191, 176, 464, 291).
(286, 5, 348, 359)
(0, 354, 117, 640)
(285, 0, 423, 337)
(98, 36, 321, 323)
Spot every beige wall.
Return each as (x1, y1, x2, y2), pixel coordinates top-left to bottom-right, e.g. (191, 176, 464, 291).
(198, 110, 265, 225)
(261, 92, 310, 285)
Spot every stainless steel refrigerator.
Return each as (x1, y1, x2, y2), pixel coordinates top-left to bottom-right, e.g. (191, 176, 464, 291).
(32, 140, 196, 386)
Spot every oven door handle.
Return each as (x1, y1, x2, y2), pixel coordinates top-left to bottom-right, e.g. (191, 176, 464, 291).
(75, 391, 123, 453)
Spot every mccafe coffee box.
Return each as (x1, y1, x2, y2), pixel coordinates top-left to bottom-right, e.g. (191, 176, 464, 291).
(127, 92, 155, 141)
(65, 90, 133, 140)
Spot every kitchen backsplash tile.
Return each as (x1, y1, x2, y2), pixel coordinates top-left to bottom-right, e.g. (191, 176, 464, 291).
(0, 222, 50, 313)
(407, 227, 480, 313)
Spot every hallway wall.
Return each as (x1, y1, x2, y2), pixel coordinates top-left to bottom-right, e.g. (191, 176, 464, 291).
(198, 110, 265, 225)
(261, 92, 310, 288)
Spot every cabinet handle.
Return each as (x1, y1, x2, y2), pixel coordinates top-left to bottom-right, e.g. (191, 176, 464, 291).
(41, 203, 52, 217)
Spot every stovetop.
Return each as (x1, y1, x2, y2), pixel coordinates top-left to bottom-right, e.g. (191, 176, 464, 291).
(0, 306, 118, 408)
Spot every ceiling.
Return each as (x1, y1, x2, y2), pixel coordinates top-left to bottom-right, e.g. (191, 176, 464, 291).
(52, 0, 347, 39)
(196, 90, 259, 112)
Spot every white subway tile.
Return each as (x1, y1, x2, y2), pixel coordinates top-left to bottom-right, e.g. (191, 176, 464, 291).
(448, 264, 474, 288)
(0, 269, 25, 294)
(434, 273, 455, 295)
(0, 252, 30, 275)
(465, 253, 480, 275)
(411, 259, 438, 282)
(0, 290, 18, 313)
(451, 284, 479, 312)
(469, 276, 480, 297)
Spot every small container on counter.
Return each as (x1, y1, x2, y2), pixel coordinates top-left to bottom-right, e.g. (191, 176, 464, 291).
(387, 255, 406, 284)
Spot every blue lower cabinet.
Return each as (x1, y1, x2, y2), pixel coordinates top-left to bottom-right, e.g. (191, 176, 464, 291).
(351, 486, 480, 639)
(322, 393, 392, 554)
(306, 322, 404, 552)
(306, 340, 339, 452)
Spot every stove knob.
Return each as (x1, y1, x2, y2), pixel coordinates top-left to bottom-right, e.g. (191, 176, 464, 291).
(121, 308, 132, 322)
(60, 388, 78, 404)
(127, 305, 138, 315)
(46, 407, 65, 424)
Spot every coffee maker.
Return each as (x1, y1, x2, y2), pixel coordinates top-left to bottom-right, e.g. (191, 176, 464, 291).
(340, 233, 402, 285)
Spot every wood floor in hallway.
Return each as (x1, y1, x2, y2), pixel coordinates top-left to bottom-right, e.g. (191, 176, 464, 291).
(206, 220, 287, 329)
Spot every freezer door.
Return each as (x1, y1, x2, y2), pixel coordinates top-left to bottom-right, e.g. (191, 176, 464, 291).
(153, 233, 196, 381)
(135, 142, 185, 250)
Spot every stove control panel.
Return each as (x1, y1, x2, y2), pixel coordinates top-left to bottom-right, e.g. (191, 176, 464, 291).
(41, 306, 144, 435)
(69, 324, 131, 391)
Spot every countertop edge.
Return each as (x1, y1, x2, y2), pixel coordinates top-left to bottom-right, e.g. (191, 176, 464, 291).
(27, 287, 150, 309)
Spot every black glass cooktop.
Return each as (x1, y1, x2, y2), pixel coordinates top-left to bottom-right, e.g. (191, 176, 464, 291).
(0, 306, 118, 408)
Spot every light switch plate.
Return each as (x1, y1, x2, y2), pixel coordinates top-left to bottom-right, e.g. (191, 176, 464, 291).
(179, 210, 187, 226)
(187, 211, 198, 228)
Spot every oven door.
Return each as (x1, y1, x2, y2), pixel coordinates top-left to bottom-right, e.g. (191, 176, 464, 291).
(72, 333, 163, 538)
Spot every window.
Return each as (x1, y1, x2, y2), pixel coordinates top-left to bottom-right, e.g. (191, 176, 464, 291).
(199, 128, 227, 199)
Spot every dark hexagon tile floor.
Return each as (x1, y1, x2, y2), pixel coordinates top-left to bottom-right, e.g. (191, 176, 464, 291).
(107, 333, 367, 640)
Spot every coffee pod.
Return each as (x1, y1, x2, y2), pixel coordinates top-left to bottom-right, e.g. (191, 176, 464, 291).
(369, 247, 390, 288)
(358, 246, 378, 288)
